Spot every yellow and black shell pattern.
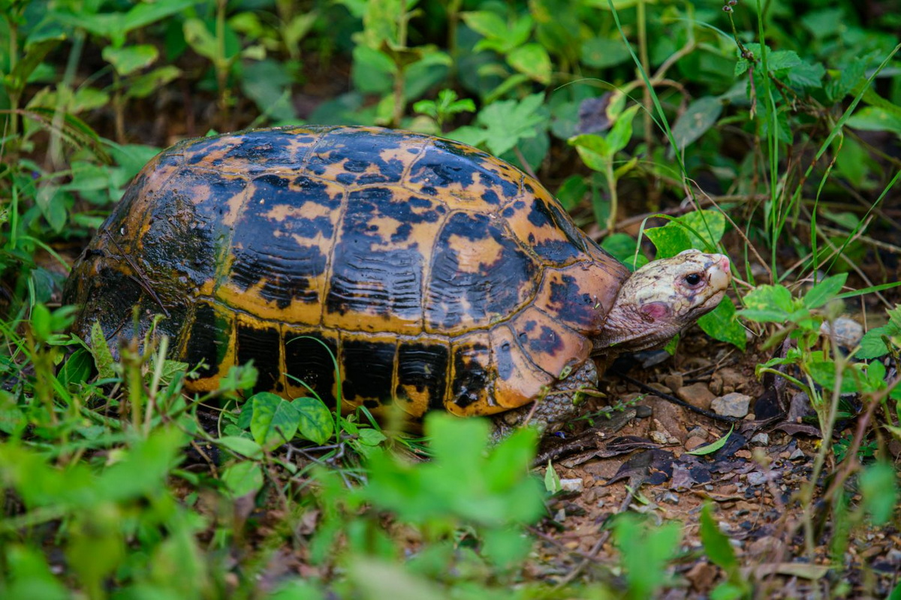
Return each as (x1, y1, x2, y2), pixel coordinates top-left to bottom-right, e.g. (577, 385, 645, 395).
(64, 126, 631, 418)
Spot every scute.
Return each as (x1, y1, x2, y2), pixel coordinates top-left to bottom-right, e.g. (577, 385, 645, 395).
(64, 126, 628, 418)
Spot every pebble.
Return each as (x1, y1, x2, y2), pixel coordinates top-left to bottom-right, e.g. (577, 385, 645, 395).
(559, 478, 584, 493)
(650, 430, 679, 445)
(663, 373, 684, 393)
(750, 433, 770, 446)
(747, 471, 768, 486)
(711, 392, 752, 418)
(676, 382, 716, 410)
(660, 492, 679, 504)
(820, 317, 864, 348)
(789, 448, 807, 461)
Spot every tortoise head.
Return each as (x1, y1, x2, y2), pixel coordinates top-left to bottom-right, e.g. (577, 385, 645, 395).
(594, 249, 731, 355)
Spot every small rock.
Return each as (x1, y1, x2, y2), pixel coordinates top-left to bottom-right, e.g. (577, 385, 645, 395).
(646, 382, 672, 395)
(687, 426, 709, 438)
(676, 382, 716, 410)
(664, 373, 684, 393)
(747, 535, 787, 558)
(553, 508, 566, 522)
(685, 561, 718, 592)
(747, 471, 768, 486)
(685, 436, 708, 451)
(821, 317, 864, 348)
(713, 367, 744, 394)
(750, 432, 770, 446)
(659, 492, 679, 504)
(650, 429, 679, 445)
(559, 478, 584, 493)
(711, 392, 752, 418)
(635, 404, 653, 418)
(788, 392, 815, 422)
(789, 448, 807, 461)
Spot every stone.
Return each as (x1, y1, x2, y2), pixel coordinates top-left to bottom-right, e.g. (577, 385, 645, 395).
(644, 398, 689, 442)
(750, 432, 770, 446)
(821, 317, 864, 348)
(559, 478, 584, 493)
(663, 373, 684, 394)
(676, 382, 716, 410)
(712, 367, 745, 394)
(711, 392, 752, 418)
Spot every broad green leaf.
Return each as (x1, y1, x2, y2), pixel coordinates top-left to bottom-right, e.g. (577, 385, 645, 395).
(847, 107, 901, 135)
(740, 285, 795, 322)
(35, 184, 67, 232)
(59, 348, 93, 387)
(183, 19, 218, 61)
(357, 428, 387, 446)
(687, 426, 734, 456)
(605, 104, 639, 155)
(581, 36, 631, 68)
(101, 44, 158, 76)
(699, 299, 746, 350)
(351, 45, 396, 94)
(860, 462, 898, 525)
(222, 461, 264, 498)
(250, 392, 301, 450)
(601, 232, 648, 271)
(459, 93, 546, 157)
(127, 66, 182, 99)
(507, 43, 551, 84)
(679, 210, 726, 250)
(5, 545, 70, 600)
(807, 361, 865, 395)
(218, 436, 263, 459)
(292, 397, 334, 445)
(803, 273, 848, 309)
(700, 503, 738, 569)
(856, 324, 898, 359)
(672, 97, 723, 152)
(460, 11, 507, 40)
(481, 526, 533, 568)
(644, 224, 692, 259)
(572, 143, 607, 171)
(121, 0, 199, 34)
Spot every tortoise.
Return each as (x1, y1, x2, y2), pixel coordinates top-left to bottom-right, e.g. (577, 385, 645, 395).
(64, 126, 731, 433)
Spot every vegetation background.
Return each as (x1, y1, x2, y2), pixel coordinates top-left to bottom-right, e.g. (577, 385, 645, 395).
(1, 0, 900, 598)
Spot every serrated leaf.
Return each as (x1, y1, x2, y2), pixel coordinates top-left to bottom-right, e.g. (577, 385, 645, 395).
(507, 43, 551, 84)
(856, 324, 897, 359)
(90, 321, 116, 380)
(672, 97, 722, 152)
(250, 392, 301, 450)
(292, 397, 334, 445)
(678, 210, 726, 250)
(803, 273, 847, 309)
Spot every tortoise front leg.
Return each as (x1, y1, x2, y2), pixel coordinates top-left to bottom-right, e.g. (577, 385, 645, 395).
(491, 359, 599, 440)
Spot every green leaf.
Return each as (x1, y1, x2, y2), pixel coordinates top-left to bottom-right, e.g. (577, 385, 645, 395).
(601, 233, 648, 271)
(250, 392, 301, 450)
(460, 11, 507, 40)
(90, 321, 117, 380)
(292, 397, 335, 445)
(101, 44, 158, 76)
(507, 43, 552, 84)
(5, 545, 70, 600)
(357, 428, 387, 447)
(860, 462, 898, 525)
(241, 59, 297, 122)
(222, 461, 264, 498)
(605, 104, 639, 155)
(739, 285, 795, 322)
(643, 225, 692, 259)
(856, 324, 898, 359)
(59, 348, 93, 387)
(127, 66, 181, 100)
(121, 0, 199, 34)
(570, 133, 610, 168)
(700, 503, 738, 569)
(455, 93, 546, 157)
(699, 299, 746, 350)
(183, 19, 218, 61)
(847, 107, 901, 135)
(351, 45, 396, 94)
(218, 436, 263, 459)
(544, 460, 562, 493)
(687, 426, 734, 456)
(581, 36, 631, 68)
(803, 273, 848, 309)
(678, 210, 726, 250)
(671, 97, 723, 152)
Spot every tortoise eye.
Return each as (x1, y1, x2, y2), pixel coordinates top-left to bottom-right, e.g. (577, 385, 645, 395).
(684, 273, 703, 286)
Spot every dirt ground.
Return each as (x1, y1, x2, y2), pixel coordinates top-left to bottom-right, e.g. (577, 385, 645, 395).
(527, 330, 901, 598)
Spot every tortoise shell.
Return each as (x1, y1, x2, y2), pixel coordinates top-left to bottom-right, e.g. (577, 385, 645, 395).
(64, 126, 630, 417)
